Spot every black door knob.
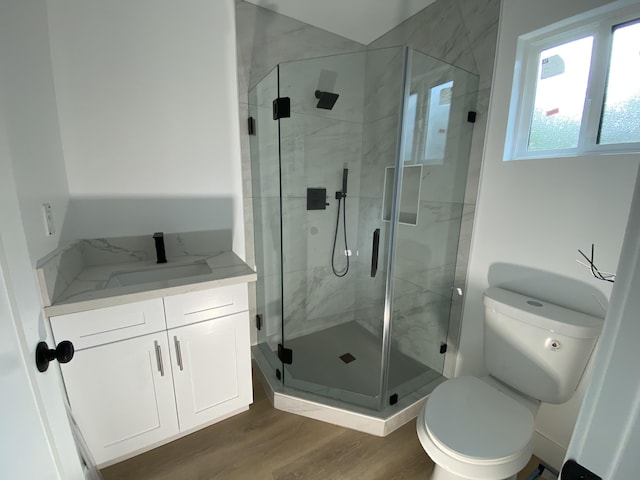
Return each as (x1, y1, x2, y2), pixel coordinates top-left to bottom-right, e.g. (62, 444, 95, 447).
(36, 340, 75, 372)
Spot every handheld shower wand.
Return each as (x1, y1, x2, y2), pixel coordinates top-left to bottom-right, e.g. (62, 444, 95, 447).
(342, 168, 348, 196)
(335, 168, 348, 199)
(332, 168, 349, 277)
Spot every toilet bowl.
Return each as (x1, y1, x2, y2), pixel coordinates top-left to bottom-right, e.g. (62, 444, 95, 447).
(416, 287, 603, 480)
(417, 376, 535, 480)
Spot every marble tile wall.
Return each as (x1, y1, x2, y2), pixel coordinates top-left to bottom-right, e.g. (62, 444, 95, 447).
(235, 0, 364, 105)
(279, 117, 364, 200)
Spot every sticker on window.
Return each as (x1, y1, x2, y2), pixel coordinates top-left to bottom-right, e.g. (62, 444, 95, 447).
(541, 55, 566, 79)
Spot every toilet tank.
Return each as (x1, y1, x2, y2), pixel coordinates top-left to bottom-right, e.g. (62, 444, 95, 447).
(483, 287, 603, 404)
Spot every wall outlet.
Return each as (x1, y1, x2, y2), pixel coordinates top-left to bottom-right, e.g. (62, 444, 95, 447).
(42, 203, 55, 236)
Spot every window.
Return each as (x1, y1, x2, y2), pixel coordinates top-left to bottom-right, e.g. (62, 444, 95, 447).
(506, 5, 640, 160)
(403, 81, 454, 165)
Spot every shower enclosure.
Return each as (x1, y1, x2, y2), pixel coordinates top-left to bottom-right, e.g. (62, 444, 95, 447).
(249, 46, 478, 413)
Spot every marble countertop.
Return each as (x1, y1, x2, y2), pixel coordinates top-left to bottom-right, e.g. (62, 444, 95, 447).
(43, 251, 257, 317)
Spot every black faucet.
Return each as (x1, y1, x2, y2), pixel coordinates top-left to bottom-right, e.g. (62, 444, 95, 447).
(153, 232, 167, 264)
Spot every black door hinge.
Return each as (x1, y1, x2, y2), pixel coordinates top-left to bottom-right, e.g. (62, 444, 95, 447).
(248, 116, 256, 135)
(278, 344, 293, 364)
(440, 343, 448, 354)
(255, 314, 262, 331)
(467, 111, 477, 123)
(273, 97, 291, 120)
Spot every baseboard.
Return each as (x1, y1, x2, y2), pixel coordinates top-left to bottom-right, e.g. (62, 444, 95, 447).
(533, 430, 567, 472)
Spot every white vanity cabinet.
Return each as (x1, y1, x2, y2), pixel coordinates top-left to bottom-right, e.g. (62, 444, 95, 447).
(50, 284, 252, 467)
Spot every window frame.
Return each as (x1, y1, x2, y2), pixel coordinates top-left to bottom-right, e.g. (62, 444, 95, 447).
(506, 4, 640, 161)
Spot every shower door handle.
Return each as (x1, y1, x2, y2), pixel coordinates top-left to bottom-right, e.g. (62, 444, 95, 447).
(371, 228, 380, 277)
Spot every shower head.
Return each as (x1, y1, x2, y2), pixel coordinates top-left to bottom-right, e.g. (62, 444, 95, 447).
(315, 90, 339, 110)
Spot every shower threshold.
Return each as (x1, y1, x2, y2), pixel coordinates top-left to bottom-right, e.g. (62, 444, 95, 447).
(252, 344, 446, 437)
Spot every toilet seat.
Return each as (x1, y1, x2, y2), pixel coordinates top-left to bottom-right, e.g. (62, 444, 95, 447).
(425, 376, 534, 462)
(417, 377, 535, 479)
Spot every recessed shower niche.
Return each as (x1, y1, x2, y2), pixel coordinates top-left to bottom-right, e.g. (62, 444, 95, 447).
(382, 165, 422, 226)
(249, 46, 478, 420)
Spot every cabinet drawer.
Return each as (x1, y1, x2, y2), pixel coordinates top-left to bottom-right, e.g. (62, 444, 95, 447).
(50, 299, 166, 350)
(163, 283, 248, 329)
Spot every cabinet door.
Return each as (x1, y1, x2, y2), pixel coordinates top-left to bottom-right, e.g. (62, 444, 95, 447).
(61, 333, 179, 466)
(168, 312, 252, 432)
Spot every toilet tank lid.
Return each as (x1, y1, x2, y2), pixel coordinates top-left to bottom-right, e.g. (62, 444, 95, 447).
(483, 287, 604, 339)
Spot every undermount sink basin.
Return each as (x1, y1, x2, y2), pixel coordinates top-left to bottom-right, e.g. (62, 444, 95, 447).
(105, 262, 212, 289)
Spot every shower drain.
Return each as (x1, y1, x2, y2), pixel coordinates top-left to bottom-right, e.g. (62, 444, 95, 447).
(339, 353, 356, 364)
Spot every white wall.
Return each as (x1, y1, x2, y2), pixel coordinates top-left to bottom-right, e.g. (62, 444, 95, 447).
(0, 0, 70, 265)
(243, 0, 437, 44)
(459, 0, 640, 469)
(47, 0, 246, 257)
(0, 3, 85, 473)
(0, 116, 84, 480)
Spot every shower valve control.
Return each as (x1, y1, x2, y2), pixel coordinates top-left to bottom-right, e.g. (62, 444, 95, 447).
(545, 338, 561, 351)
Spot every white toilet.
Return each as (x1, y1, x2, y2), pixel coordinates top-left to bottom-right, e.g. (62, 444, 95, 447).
(417, 287, 603, 480)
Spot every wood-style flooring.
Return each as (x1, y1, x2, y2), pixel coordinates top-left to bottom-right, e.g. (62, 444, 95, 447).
(101, 371, 542, 479)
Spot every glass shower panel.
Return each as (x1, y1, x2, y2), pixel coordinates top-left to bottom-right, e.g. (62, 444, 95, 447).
(276, 47, 405, 409)
(386, 51, 479, 401)
(249, 67, 283, 372)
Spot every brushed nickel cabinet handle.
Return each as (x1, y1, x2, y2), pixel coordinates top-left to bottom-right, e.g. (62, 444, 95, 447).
(154, 340, 164, 376)
(174, 336, 184, 371)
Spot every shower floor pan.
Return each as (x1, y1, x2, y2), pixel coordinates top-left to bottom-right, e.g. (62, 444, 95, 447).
(253, 321, 445, 436)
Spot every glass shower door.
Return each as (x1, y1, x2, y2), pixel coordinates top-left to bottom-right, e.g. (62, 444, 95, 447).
(249, 67, 283, 375)
(385, 50, 479, 403)
(276, 48, 406, 409)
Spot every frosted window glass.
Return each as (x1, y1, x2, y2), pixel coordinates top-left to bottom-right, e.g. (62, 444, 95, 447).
(599, 20, 640, 145)
(528, 36, 593, 151)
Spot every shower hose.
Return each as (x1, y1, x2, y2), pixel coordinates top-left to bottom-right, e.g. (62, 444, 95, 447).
(331, 194, 349, 277)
